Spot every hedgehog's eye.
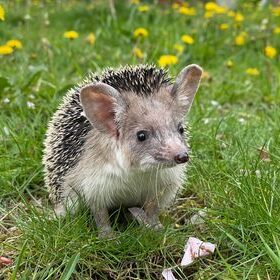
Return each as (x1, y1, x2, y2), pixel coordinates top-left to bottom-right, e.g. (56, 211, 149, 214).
(178, 123, 184, 135)
(137, 130, 148, 142)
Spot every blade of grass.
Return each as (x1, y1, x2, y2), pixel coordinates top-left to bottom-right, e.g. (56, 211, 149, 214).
(11, 239, 28, 280)
(259, 234, 280, 270)
(60, 253, 80, 280)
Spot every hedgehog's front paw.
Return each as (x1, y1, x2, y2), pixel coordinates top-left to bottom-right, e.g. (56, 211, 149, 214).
(54, 203, 66, 217)
(98, 227, 116, 239)
(152, 222, 163, 231)
(146, 220, 163, 231)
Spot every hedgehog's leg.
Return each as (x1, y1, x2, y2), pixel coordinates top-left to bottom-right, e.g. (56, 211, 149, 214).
(93, 208, 114, 238)
(54, 203, 66, 217)
(52, 190, 79, 217)
(53, 201, 79, 217)
(129, 203, 163, 229)
(144, 200, 163, 230)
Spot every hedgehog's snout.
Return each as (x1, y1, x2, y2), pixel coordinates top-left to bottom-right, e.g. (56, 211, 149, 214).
(152, 138, 189, 166)
(174, 151, 189, 164)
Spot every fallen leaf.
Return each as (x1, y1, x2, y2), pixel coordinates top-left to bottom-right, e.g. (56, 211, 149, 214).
(257, 147, 271, 162)
(189, 209, 207, 225)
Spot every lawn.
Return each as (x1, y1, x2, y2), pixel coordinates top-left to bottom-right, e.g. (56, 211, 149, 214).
(0, 0, 280, 279)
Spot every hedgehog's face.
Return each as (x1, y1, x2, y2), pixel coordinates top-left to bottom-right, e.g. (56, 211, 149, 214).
(119, 94, 190, 170)
(80, 64, 202, 171)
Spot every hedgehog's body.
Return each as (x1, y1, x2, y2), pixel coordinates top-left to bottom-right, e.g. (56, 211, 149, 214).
(43, 64, 202, 236)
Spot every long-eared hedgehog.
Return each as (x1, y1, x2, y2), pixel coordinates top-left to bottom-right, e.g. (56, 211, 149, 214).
(43, 64, 202, 237)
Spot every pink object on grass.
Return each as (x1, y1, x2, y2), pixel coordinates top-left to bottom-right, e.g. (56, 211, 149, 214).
(181, 237, 216, 266)
(0, 256, 12, 266)
(162, 268, 177, 280)
(128, 208, 216, 276)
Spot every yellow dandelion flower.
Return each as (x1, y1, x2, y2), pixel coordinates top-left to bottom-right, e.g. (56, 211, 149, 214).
(234, 12, 244, 22)
(181, 35, 194, 45)
(205, 2, 218, 11)
(202, 71, 210, 80)
(204, 2, 227, 14)
(133, 47, 144, 59)
(226, 59, 234, 68)
(178, 7, 196, 16)
(273, 27, 280, 34)
(204, 11, 214, 18)
(173, 43, 184, 54)
(246, 68, 260, 76)
(234, 34, 246, 46)
(6, 39, 23, 49)
(133, 27, 148, 38)
(158, 55, 178, 67)
(86, 33, 96, 45)
(0, 4, 5, 21)
(264, 46, 277, 59)
(0, 45, 13, 55)
(138, 5, 149, 12)
(271, 7, 280, 16)
(63, 30, 79, 39)
(220, 23, 229, 30)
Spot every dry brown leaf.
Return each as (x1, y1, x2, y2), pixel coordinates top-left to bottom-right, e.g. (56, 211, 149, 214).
(257, 147, 271, 162)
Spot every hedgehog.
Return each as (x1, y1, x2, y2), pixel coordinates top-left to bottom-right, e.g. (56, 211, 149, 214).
(43, 64, 202, 237)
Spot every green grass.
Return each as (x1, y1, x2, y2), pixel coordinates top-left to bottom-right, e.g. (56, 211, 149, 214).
(1, 1, 280, 279)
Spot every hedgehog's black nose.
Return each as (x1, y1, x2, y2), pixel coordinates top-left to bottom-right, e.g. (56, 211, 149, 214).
(174, 152, 189, 164)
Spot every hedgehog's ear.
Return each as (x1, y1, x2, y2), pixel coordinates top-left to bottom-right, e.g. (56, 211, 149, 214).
(80, 83, 121, 138)
(171, 64, 202, 115)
